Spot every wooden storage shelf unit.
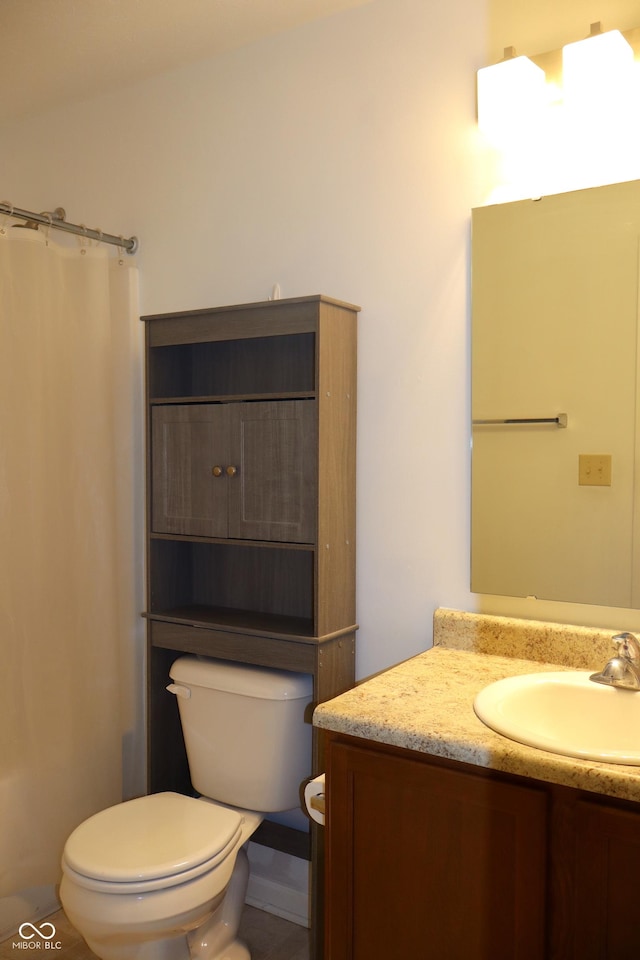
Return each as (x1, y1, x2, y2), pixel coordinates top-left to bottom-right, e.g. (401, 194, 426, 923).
(142, 294, 359, 960)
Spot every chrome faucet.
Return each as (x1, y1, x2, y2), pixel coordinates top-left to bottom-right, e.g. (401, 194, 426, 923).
(590, 632, 640, 691)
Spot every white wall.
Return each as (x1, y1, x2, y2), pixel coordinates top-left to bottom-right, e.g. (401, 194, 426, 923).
(0, 0, 488, 689)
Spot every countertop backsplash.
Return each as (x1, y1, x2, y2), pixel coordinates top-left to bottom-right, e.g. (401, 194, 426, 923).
(433, 607, 617, 671)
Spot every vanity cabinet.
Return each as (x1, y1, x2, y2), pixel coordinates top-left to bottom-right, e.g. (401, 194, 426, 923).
(142, 295, 359, 960)
(324, 731, 640, 960)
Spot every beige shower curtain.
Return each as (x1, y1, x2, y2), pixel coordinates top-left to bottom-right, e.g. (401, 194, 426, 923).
(0, 227, 142, 934)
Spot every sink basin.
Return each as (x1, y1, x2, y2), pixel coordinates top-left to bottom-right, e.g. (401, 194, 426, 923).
(474, 671, 640, 765)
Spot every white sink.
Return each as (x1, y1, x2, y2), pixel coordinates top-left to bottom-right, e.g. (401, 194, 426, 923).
(474, 671, 640, 765)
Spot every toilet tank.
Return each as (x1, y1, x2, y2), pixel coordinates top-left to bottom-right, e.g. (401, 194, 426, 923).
(168, 656, 313, 812)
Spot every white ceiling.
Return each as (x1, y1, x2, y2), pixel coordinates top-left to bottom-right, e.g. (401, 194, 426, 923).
(0, 0, 371, 123)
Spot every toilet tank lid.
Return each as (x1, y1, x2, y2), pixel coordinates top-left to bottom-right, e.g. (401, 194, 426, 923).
(170, 656, 313, 700)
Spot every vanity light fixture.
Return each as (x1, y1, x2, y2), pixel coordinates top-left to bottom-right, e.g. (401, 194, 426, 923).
(477, 21, 640, 196)
(477, 22, 639, 141)
(562, 22, 634, 112)
(477, 46, 547, 139)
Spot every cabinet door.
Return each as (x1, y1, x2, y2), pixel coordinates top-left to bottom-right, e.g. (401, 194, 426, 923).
(151, 404, 230, 537)
(326, 738, 547, 960)
(561, 798, 640, 960)
(227, 400, 317, 543)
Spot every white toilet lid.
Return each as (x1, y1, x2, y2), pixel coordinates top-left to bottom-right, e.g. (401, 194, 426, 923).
(63, 792, 243, 883)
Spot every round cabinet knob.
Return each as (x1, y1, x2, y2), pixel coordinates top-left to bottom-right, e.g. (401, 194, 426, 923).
(226, 465, 238, 477)
(211, 465, 223, 477)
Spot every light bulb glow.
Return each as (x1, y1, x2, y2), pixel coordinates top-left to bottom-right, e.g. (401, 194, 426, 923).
(562, 29, 634, 111)
(477, 27, 640, 200)
(477, 56, 547, 141)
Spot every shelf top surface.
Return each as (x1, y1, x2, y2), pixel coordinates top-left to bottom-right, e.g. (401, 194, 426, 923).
(148, 391, 316, 405)
(145, 607, 357, 645)
(141, 294, 361, 323)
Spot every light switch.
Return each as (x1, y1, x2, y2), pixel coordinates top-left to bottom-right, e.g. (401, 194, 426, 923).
(578, 454, 612, 486)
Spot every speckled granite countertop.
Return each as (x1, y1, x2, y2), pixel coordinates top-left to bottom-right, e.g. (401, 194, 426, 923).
(313, 608, 640, 804)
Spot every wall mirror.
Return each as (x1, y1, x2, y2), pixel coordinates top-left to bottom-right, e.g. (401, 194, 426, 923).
(471, 179, 640, 608)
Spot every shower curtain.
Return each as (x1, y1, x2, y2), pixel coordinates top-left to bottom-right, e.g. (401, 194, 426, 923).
(0, 226, 142, 935)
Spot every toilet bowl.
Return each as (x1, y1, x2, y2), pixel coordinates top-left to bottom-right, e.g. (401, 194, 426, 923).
(60, 792, 263, 960)
(60, 658, 313, 960)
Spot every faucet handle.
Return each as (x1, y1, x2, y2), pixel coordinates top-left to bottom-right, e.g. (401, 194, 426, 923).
(612, 632, 640, 662)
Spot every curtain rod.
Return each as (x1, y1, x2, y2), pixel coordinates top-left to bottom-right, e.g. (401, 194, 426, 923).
(0, 202, 138, 254)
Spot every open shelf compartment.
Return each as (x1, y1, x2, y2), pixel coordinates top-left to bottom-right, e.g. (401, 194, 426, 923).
(148, 539, 315, 636)
(148, 333, 316, 400)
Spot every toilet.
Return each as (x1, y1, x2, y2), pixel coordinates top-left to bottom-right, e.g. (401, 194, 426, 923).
(60, 656, 313, 960)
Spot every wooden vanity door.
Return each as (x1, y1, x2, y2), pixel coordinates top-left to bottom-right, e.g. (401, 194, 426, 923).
(326, 735, 548, 960)
(561, 797, 640, 960)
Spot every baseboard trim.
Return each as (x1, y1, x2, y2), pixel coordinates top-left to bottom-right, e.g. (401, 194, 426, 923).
(245, 873, 309, 928)
(0, 886, 60, 941)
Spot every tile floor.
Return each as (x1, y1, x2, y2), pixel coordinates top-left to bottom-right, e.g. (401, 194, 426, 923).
(0, 905, 310, 960)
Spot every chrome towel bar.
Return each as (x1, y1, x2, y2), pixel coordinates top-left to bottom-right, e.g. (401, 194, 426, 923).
(472, 413, 568, 428)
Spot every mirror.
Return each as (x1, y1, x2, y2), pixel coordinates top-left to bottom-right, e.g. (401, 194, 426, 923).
(471, 179, 640, 608)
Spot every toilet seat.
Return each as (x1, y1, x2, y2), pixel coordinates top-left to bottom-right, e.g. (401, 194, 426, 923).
(62, 792, 243, 894)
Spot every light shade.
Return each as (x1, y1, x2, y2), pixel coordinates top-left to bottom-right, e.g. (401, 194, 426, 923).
(477, 55, 547, 140)
(562, 28, 634, 111)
